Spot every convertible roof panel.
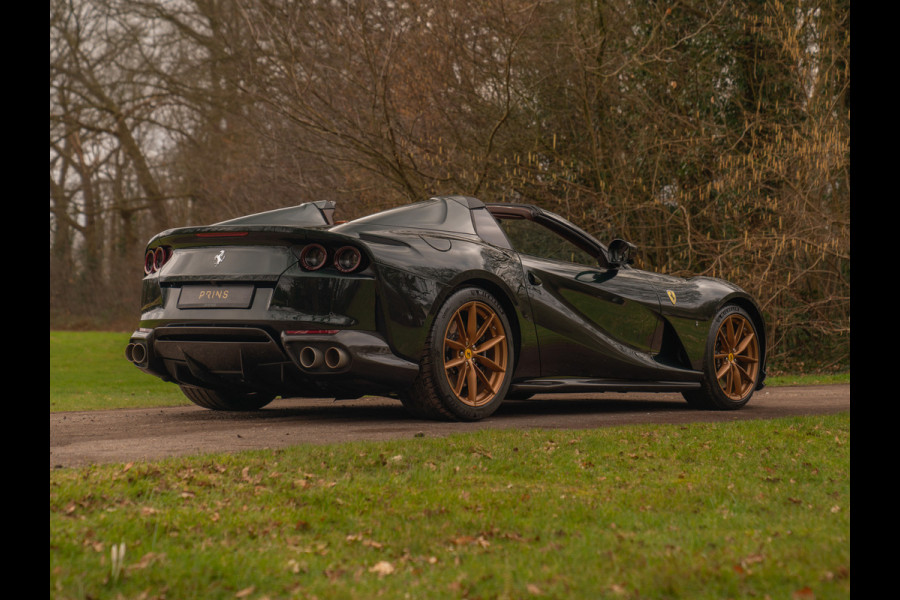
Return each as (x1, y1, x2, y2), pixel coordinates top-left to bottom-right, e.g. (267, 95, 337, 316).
(214, 201, 335, 227)
(335, 196, 479, 235)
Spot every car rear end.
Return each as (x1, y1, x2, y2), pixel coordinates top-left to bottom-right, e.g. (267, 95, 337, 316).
(126, 224, 419, 402)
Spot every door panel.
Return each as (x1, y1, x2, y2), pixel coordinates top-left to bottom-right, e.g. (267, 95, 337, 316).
(520, 255, 664, 379)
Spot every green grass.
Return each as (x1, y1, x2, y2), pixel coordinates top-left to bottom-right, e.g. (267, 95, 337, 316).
(764, 372, 850, 387)
(49, 332, 851, 598)
(50, 331, 189, 411)
(50, 414, 850, 599)
(49, 331, 850, 412)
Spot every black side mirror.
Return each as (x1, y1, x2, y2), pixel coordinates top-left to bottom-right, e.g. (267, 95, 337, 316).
(607, 239, 637, 269)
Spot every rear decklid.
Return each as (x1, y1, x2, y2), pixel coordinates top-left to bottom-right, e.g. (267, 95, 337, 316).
(149, 228, 370, 283)
(145, 201, 341, 285)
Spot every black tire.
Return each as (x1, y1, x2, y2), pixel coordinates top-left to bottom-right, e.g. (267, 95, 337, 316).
(683, 304, 761, 410)
(398, 392, 443, 420)
(403, 287, 514, 421)
(179, 385, 276, 411)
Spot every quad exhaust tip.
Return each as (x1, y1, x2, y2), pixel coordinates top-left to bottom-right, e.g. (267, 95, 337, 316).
(324, 346, 350, 369)
(298, 346, 350, 371)
(125, 342, 147, 364)
(298, 346, 324, 369)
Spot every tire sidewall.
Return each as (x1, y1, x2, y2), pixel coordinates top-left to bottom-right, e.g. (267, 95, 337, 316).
(180, 385, 275, 411)
(427, 287, 514, 420)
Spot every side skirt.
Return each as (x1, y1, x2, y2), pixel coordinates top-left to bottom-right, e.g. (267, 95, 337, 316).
(508, 378, 702, 395)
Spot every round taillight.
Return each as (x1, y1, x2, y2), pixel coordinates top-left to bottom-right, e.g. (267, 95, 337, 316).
(154, 247, 167, 271)
(145, 246, 171, 274)
(300, 244, 328, 271)
(333, 246, 362, 273)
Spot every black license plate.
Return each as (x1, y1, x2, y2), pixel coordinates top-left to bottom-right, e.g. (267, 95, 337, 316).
(178, 285, 255, 308)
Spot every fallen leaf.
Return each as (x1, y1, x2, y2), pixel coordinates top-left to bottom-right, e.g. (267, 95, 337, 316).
(369, 561, 395, 576)
(129, 552, 166, 571)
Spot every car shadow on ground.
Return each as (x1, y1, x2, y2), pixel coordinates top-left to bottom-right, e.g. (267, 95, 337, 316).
(174, 394, 695, 424)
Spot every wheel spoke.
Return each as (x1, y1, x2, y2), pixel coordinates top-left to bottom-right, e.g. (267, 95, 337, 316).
(445, 355, 466, 370)
(716, 361, 731, 380)
(727, 365, 739, 396)
(475, 334, 506, 354)
(724, 318, 735, 347)
(454, 312, 469, 345)
(735, 366, 747, 395)
(466, 302, 478, 342)
(735, 331, 756, 355)
(731, 318, 745, 346)
(453, 363, 467, 396)
(467, 363, 478, 404)
(444, 337, 466, 352)
(475, 365, 496, 396)
(735, 362, 753, 384)
(716, 328, 728, 348)
(473, 313, 495, 343)
(474, 353, 503, 372)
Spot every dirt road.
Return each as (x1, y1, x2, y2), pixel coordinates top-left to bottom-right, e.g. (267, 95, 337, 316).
(50, 384, 849, 469)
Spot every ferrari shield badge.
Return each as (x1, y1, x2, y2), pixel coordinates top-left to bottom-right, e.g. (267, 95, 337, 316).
(666, 290, 677, 305)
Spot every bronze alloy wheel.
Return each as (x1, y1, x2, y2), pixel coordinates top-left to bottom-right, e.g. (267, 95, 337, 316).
(713, 312, 760, 401)
(441, 300, 509, 407)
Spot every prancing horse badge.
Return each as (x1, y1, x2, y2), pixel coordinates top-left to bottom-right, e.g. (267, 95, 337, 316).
(666, 290, 677, 305)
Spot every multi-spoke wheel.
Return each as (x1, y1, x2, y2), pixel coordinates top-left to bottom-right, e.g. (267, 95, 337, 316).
(683, 305, 761, 410)
(402, 287, 514, 421)
(441, 299, 509, 407)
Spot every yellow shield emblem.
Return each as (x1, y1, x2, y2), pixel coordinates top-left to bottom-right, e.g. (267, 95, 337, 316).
(666, 290, 677, 305)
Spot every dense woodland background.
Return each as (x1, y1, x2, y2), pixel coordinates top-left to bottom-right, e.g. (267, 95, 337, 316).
(50, 0, 849, 371)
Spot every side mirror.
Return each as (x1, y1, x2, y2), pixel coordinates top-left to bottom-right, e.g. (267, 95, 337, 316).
(607, 239, 637, 269)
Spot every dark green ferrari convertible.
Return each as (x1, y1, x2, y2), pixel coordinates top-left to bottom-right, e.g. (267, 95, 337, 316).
(126, 196, 766, 421)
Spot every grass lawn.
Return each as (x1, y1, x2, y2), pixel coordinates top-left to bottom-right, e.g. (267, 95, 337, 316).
(50, 331, 189, 411)
(50, 414, 849, 599)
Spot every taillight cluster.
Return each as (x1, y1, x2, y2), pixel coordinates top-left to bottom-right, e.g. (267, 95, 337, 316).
(144, 246, 172, 275)
(298, 244, 364, 273)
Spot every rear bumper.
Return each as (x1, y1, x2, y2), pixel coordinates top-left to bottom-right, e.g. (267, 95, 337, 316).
(126, 326, 419, 397)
